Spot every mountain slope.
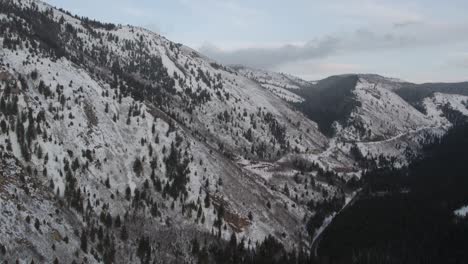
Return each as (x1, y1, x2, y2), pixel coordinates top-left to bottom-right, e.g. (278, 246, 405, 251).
(395, 81, 468, 112)
(0, 0, 345, 262)
(232, 65, 313, 103)
(237, 68, 468, 168)
(338, 77, 435, 142)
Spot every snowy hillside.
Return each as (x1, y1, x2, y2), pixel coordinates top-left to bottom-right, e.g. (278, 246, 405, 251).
(1, 0, 468, 263)
(423, 93, 468, 125)
(234, 66, 312, 103)
(356, 74, 408, 90)
(324, 76, 468, 167)
(244, 70, 468, 167)
(338, 77, 435, 141)
(0, 0, 343, 262)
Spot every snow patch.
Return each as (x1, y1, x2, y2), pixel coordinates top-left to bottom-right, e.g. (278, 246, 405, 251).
(455, 205, 468, 217)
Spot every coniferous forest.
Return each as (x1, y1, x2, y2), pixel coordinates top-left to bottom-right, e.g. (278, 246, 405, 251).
(316, 122, 468, 264)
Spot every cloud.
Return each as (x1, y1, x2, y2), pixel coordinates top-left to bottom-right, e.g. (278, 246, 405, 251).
(316, 62, 363, 72)
(277, 60, 364, 80)
(199, 37, 340, 69)
(200, 22, 468, 69)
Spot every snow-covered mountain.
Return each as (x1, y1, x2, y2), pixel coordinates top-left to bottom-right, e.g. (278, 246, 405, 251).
(0, 1, 340, 262)
(232, 65, 313, 103)
(1, 0, 468, 263)
(237, 68, 468, 167)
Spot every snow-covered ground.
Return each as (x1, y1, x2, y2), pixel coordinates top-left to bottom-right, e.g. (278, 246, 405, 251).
(0, 1, 338, 261)
(424, 93, 468, 124)
(455, 205, 468, 217)
(339, 77, 435, 142)
(235, 66, 311, 102)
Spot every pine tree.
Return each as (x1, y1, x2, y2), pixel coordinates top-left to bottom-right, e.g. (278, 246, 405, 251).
(114, 215, 121, 228)
(120, 225, 128, 241)
(191, 238, 200, 254)
(229, 232, 237, 249)
(34, 218, 41, 231)
(0, 119, 6, 134)
(133, 157, 143, 176)
(80, 230, 88, 253)
(105, 213, 113, 228)
(105, 177, 110, 188)
(125, 186, 131, 201)
(137, 236, 151, 263)
(204, 192, 211, 208)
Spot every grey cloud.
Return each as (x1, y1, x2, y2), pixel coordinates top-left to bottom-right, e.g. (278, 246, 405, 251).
(199, 37, 340, 69)
(200, 23, 468, 69)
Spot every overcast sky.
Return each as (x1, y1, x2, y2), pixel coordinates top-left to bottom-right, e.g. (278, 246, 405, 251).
(45, 0, 468, 83)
